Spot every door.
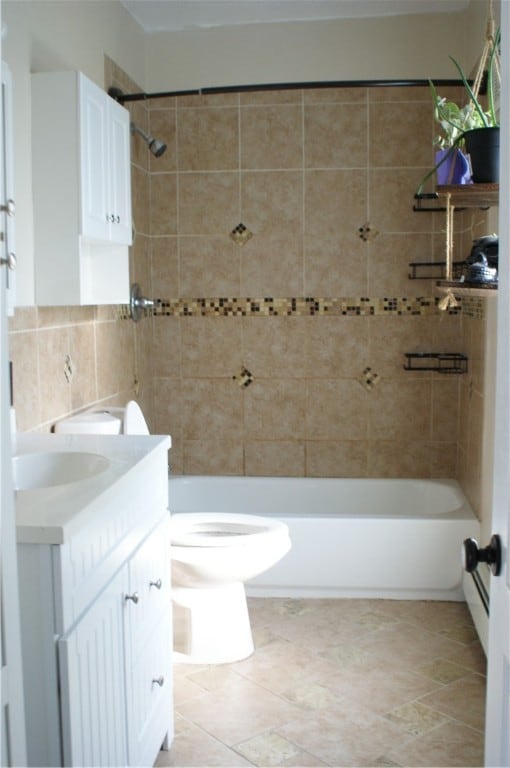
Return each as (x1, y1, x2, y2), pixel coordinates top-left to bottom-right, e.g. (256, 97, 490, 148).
(108, 97, 132, 245)
(80, 73, 110, 241)
(0, 57, 27, 766)
(485, 3, 510, 765)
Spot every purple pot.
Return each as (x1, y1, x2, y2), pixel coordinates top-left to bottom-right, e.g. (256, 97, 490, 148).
(435, 148, 472, 185)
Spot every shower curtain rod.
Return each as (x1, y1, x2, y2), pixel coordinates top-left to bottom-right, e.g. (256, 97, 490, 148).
(108, 78, 471, 103)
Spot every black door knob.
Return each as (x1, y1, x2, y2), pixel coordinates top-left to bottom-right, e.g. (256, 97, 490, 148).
(463, 534, 502, 576)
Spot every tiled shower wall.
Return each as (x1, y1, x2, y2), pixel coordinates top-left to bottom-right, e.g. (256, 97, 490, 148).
(7, 60, 491, 511)
(141, 84, 488, 480)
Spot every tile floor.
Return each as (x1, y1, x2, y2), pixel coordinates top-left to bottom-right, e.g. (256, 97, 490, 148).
(156, 598, 486, 767)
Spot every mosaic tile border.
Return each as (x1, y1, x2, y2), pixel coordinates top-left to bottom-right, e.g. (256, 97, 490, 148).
(152, 296, 462, 317)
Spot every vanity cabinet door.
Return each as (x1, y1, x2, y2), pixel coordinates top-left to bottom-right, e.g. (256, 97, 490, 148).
(108, 98, 132, 245)
(125, 515, 173, 766)
(58, 567, 129, 768)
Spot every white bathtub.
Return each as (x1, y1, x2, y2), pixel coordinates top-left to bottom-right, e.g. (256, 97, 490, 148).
(168, 476, 480, 601)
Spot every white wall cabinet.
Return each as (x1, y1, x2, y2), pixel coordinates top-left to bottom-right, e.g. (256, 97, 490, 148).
(16, 436, 173, 767)
(31, 70, 132, 305)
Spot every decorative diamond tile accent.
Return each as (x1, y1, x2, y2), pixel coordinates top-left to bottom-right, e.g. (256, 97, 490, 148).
(358, 367, 380, 392)
(230, 222, 253, 246)
(233, 366, 253, 387)
(358, 222, 379, 242)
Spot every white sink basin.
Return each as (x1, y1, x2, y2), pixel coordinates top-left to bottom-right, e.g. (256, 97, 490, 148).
(13, 451, 110, 491)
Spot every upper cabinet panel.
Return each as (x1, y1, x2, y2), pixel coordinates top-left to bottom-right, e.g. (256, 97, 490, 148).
(31, 71, 132, 305)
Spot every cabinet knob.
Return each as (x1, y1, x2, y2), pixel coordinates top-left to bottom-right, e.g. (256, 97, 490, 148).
(115, 215, 120, 224)
(1, 199, 15, 217)
(125, 592, 139, 604)
(0, 252, 16, 271)
(152, 676, 165, 687)
(149, 578, 162, 590)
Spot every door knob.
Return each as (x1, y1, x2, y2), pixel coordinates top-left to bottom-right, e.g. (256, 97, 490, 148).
(125, 592, 139, 604)
(463, 535, 502, 576)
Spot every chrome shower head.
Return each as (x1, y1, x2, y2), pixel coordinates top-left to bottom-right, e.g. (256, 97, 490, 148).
(130, 121, 167, 158)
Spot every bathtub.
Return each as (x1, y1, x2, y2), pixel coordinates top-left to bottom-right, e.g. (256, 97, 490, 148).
(168, 476, 480, 601)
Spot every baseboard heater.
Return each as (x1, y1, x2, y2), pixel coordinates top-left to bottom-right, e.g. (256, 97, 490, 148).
(463, 568, 489, 655)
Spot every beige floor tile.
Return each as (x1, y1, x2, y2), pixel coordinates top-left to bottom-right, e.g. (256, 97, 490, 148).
(418, 673, 486, 731)
(176, 673, 303, 746)
(277, 702, 410, 767)
(164, 598, 485, 768)
(156, 721, 253, 766)
(386, 720, 485, 767)
(234, 730, 328, 767)
(416, 658, 475, 684)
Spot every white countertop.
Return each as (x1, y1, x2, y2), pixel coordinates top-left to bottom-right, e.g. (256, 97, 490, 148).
(14, 432, 171, 545)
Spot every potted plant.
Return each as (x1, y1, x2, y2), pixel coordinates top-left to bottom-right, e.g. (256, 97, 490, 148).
(417, 27, 500, 193)
(449, 26, 500, 183)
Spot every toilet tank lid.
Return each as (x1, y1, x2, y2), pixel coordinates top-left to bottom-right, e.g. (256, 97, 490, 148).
(124, 400, 150, 435)
(54, 411, 122, 434)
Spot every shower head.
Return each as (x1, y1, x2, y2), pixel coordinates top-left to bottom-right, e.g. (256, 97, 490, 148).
(130, 121, 167, 158)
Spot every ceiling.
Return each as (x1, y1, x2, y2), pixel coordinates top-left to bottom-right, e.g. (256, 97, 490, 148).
(120, 0, 470, 34)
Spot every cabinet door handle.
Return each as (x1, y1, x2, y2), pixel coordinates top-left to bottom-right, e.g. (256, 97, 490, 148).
(125, 592, 139, 604)
(152, 676, 165, 687)
(115, 215, 120, 223)
(1, 199, 15, 216)
(149, 579, 162, 590)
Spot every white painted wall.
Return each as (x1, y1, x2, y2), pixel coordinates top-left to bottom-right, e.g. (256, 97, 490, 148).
(2, 0, 146, 305)
(144, 7, 484, 93)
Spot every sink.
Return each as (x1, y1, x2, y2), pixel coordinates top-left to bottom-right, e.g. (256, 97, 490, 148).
(13, 451, 110, 492)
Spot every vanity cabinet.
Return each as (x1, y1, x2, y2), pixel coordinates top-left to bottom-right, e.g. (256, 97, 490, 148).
(31, 70, 132, 305)
(15, 434, 173, 767)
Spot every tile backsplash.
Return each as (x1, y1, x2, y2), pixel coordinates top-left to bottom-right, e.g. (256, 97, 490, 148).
(8, 61, 491, 509)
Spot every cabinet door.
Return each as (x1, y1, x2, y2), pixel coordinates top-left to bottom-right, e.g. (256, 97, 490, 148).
(79, 74, 110, 241)
(58, 567, 128, 767)
(108, 99, 132, 245)
(125, 516, 173, 766)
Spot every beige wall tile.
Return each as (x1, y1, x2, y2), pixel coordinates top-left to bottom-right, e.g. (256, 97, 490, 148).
(304, 236, 368, 296)
(178, 107, 239, 171)
(369, 379, 431, 441)
(306, 440, 368, 477)
(69, 324, 97, 410)
(132, 233, 152, 291)
(243, 317, 308, 378)
(241, 237, 303, 296)
(431, 379, 460, 443)
(181, 317, 242, 377)
(306, 317, 369, 378)
(9, 331, 41, 431)
(241, 90, 302, 106)
(304, 104, 367, 168)
(367, 440, 432, 477)
(369, 102, 432, 167)
(8, 307, 37, 332)
(149, 109, 177, 172)
(304, 88, 367, 104)
(245, 380, 307, 440)
(152, 317, 182, 379)
(132, 164, 150, 235)
(179, 172, 239, 235)
(182, 379, 243, 439)
(369, 169, 432, 234)
(305, 170, 366, 237)
(183, 438, 243, 475)
(37, 326, 71, 426)
(180, 237, 241, 297)
(368, 86, 432, 103)
(150, 173, 178, 235)
(367, 233, 433, 296)
(241, 105, 302, 170)
(241, 171, 302, 238)
(306, 380, 368, 440)
(245, 441, 305, 476)
(151, 237, 179, 298)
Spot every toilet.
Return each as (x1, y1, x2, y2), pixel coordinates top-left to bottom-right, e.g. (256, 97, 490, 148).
(55, 401, 292, 665)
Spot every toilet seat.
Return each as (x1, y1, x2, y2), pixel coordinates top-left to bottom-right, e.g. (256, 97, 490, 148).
(170, 512, 286, 548)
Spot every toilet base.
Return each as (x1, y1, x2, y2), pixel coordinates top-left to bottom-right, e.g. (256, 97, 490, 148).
(172, 581, 254, 664)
